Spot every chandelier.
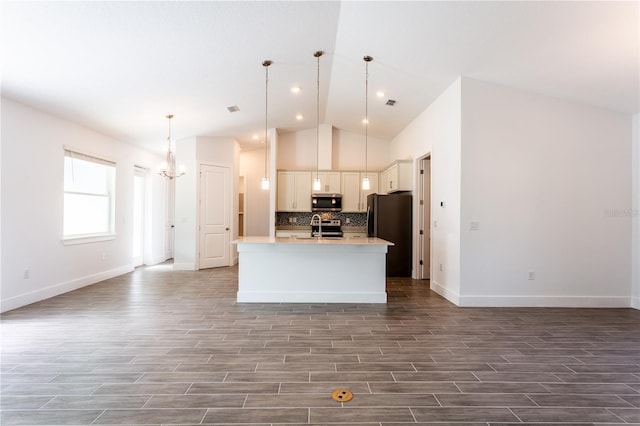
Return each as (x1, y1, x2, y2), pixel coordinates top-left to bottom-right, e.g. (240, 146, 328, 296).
(157, 114, 186, 179)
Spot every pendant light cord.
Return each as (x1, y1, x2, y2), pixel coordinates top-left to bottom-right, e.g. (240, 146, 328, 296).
(316, 53, 320, 182)
(263, 61, 271, 180)
(364, 56, 372, 178)
(167, 114, 173, 152)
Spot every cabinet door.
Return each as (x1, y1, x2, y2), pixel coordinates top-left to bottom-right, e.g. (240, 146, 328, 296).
(340, 172, 361, 212)
(293, 171, 312, 211)
(378, 169, 389, 195)
(325, 172, 341, 193)
(313, 172, 341, 193)
(387, 164, 399, 192)
(277, 171, 296, 211)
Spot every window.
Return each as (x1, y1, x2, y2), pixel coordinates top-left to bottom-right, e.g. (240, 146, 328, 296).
(63, 148, 116, 242)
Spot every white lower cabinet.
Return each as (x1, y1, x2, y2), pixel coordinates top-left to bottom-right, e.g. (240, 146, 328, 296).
(343, 231, 368, 239)
(275, 230, 312, 238)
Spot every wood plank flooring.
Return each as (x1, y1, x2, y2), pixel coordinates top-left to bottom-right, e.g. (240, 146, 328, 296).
(1, 263, 639, 425)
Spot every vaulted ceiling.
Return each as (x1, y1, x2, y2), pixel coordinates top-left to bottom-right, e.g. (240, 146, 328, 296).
(2, 1, 638, 154)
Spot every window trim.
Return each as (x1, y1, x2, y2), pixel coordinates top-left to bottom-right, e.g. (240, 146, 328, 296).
(62, 147, 117, 243)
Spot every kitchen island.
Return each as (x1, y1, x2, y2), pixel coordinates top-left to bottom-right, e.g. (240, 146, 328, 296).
(232, 236, 393, 303)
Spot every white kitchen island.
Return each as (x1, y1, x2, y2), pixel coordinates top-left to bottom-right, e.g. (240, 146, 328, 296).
(232, 236, 393, 303)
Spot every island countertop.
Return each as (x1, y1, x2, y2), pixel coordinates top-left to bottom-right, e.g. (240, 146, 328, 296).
(233, 236, 393, 246)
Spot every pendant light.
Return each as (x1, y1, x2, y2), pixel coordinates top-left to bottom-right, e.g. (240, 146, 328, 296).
(362, 56, 373, 191)
(261, 60, 272, 190)
(313, 51, 323, 192)
(157, 114, 186, 179)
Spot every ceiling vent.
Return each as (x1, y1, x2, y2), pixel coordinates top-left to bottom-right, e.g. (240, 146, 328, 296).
(227, 105, 240, 113)
(386, 99, 396, 106)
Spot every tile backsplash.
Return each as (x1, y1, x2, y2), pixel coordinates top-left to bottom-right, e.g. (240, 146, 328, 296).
(276, 212, 367, 228)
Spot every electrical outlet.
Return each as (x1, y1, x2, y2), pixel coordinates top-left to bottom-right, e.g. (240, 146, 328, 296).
(439, 263, 443, 272)
(101, 252, 107, 261)
(345, 218, 350, 224)
(293, 217, 297, 223)
(23, 269, 30, 279)
(470, 221, 480, 231)
(528, 271, 535, 280)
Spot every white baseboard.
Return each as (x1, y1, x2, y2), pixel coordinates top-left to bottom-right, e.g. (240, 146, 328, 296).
(631, 296, 640, 310)
(172, 262, 196, 271)
(237, 291, 387, 304)
(458, 295, 632, 308)
(1, 265, 133, 313)
(430, 280, 460, 305)
(145, 255, 170, 266)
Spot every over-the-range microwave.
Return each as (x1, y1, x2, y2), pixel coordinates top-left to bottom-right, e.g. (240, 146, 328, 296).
(311, 194, 342, 212)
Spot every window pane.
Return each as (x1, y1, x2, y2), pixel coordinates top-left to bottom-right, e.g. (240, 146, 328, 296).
(64, 157, 111, 195)
(63, 152, 115, 239)
(63, 193, 110, 237)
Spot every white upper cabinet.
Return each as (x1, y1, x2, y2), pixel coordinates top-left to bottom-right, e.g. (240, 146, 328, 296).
(381, 161, 412, 193)
(312, 171, 341, 194)
(277, 171, 312, 212)
(341, 172, 378, 212)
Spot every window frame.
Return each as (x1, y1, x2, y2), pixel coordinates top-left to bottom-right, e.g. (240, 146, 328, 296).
(62, 147, 117, 245)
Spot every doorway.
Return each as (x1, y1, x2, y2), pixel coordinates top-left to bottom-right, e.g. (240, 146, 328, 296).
(199, 163, 231, 269)
(418, 155, 431, 279)
(133, 166, 147, 267)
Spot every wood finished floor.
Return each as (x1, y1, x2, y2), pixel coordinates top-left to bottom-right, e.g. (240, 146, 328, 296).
(1, 264, 639, 425)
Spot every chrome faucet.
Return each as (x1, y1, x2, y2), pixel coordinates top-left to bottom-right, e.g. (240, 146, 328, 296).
(311, 214, 322, 239)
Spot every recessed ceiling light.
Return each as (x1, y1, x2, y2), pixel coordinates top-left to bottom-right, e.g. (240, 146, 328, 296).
(291, 86, 301, 94)
(252, 134, 259, 140)
(227, 105, 240, 113)
(362, 118, 369, 124)
(296, 114, 304, 120)
(376, 91, 385, 98)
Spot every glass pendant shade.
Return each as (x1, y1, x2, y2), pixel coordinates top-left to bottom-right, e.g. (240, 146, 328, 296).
(362, 176, 370, 191)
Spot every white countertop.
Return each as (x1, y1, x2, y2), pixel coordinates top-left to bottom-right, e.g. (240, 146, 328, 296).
(233, 236, 393, 246)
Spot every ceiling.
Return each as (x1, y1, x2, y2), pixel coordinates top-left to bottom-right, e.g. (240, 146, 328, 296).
(2, 1, 638, 155)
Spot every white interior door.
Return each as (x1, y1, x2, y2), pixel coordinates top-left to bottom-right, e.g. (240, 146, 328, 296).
(199, 164, 231, 269)
(165, 178, 175, 260)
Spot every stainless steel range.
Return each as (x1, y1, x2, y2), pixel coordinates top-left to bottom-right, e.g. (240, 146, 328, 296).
(311, 218, 343, 238)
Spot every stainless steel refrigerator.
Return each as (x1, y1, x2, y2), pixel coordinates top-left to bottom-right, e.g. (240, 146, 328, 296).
(366, 193, 412, 277)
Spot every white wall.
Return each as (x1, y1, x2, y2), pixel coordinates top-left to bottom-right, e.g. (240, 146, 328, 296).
(174, 136, 240, 270)
(1, 98, 167, 312)
(632, 114, 639, 309)
(277, 126, 390, 171)
(460, 78, 632, 307)
(391, 78, 462, 302)
(239, 148, 271, 237)
(174, 137, 198, 270)
(332, 128, 390, 171)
